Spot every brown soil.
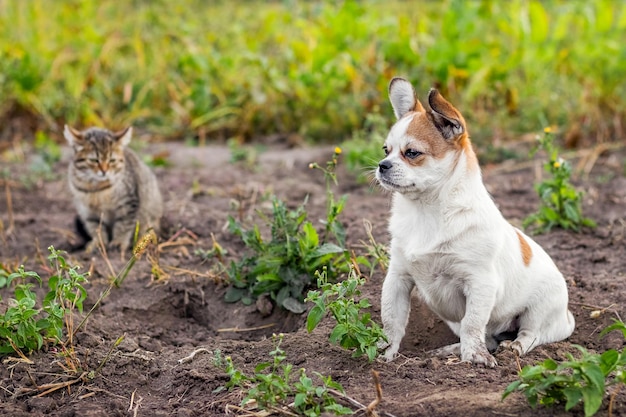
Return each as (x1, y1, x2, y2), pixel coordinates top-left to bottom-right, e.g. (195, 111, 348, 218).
(1, 141, 625, 417)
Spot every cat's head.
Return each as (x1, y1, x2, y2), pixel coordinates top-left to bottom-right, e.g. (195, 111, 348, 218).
(64, 125, 132, 182)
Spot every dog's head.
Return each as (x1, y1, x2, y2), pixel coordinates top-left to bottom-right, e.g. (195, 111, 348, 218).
(376, 78, 477, 196)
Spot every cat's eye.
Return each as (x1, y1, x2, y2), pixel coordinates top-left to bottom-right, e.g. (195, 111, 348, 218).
(89, 158, 99, 163)
(110, 158, 117, 163)
(404, 149, 422, 159)
(382, 146, 389, 156)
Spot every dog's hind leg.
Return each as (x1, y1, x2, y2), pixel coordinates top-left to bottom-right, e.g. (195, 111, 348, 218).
(502, 305, 575, 355)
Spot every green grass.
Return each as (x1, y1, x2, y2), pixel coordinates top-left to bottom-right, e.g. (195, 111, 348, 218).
(1, 0, 624, 145)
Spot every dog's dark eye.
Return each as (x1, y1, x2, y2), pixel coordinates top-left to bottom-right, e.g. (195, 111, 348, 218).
(404, 149, 422, 159)
(382, 145, 389, 156)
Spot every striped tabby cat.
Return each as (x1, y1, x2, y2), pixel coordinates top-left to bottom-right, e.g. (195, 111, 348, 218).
(64, 125, 163, 253)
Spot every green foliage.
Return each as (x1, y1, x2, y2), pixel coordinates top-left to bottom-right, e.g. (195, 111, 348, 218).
(309, 147, 348, 247)
(1, 1, 624, 143)
(225, 196, 347, 313)
(219, 334, 353, 416)
(227, 138, 264, 168)
(46, 246, 88, 314)
(305, 268, 386, 362)
(225, 150, 348, 313)
(0, 247, 89, 354)
(353, 219, 389, 279)
(503, 320, 626, 416)
(0, 283, 47, 353)
(523, 129, 596, 233)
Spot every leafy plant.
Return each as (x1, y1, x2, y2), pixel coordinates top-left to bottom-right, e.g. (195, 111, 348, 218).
(306, 267, 386, 362)
(523, 128, 596, 233)
(0, 246, 88, 354)
(503, 320, 626, 416)
(225, 196, 347, 313)
(0, 282, 47, 353)
(308, 147, 348, 247)
(225, 150, 348, 313)
(227, 138, 264, 169)
(353, 219, 389, 279)
(218, 334, 353, 416)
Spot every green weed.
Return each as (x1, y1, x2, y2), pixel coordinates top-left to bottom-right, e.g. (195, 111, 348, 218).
(503, 320, 626, 417)
(218, 334, 353, 416)
(353, 219, 389, 279)
(227, 138, 264, 169)
(225, 196, 347, 313)
(0, 246, 88, 355)
(523, 128, 596, 234)
(224, 150, 348, 313)
(308, 147, 348, 247)
(305, 267, 386, 362)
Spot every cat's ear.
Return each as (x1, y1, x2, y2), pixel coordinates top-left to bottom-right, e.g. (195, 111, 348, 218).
(64, 125, 83, 145)
(114, 127, 132, 147)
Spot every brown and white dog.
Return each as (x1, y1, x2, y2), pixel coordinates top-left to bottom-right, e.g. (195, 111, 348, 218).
(376, 78, 574, 367)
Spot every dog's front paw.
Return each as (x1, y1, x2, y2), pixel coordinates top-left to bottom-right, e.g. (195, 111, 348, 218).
(377, 337, 390, 350)
(462, 347, 497, 368)
(382, 348, 397, 362)
(381, 342, 399, 362)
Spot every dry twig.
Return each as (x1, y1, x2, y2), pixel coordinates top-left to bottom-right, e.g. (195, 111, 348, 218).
(178, 347, 212, 364)
(217, 324, 276, 333)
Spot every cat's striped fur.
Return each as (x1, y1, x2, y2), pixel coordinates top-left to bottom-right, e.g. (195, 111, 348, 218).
(64, 125, 163, 253)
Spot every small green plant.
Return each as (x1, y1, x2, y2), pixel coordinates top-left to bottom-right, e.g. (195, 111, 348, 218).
(523, 127, 596, 233)
(226, 195, 347, 313)
(305, 267, 386, 362)
(225, 150, 348, 313)
(0, 282, 47, 354)
(309, 147, 348, 247)
(353, 219, 389, 279)
(503, 320, 626, 417)
(0, 246, 89, 355)
(227, 138, 264, 169)
(218, 334, 353, 416)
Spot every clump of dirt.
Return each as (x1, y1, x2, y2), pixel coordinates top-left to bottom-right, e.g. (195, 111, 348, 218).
(0, 141, 625, 417)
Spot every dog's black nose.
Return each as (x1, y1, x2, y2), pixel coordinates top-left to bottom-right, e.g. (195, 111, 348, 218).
(379, 160, 392, 172)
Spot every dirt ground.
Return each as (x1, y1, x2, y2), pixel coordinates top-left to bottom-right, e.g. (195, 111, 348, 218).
(1, 138, 625, 417)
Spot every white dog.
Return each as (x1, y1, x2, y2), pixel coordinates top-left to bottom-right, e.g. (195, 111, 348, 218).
(376, 78, 575, 367)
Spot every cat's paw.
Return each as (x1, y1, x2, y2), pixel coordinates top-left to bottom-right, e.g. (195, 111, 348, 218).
(85, 240, 99, 254)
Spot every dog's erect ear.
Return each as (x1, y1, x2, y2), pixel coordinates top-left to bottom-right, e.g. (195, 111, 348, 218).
(64, 125, 83, 145)
(427, 89, 465, 140)
(113, 127, 133, 147)
(389, 78, 425, 119)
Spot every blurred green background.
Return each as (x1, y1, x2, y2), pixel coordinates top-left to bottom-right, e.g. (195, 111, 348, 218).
(1, 0, 624, 148)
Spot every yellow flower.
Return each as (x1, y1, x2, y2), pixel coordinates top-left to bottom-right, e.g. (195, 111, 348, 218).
(308, 163, 314, 169)
(334, 146, 342, 154)
(543, 127, 552, 133)
(553, 161, 561, 169)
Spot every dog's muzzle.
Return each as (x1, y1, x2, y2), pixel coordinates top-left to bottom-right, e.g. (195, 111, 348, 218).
(378, 159, 392, 173)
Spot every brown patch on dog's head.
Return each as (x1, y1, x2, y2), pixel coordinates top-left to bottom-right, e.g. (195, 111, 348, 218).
(386, 79, 479, 172)
(516, 230, 533, 266)
(403, 113, 457, 166)
(426, 89, 478, 171)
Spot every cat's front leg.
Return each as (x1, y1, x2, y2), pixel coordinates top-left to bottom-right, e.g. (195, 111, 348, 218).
(110, 218, 139, 256)
(82, 216, 111, 253)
